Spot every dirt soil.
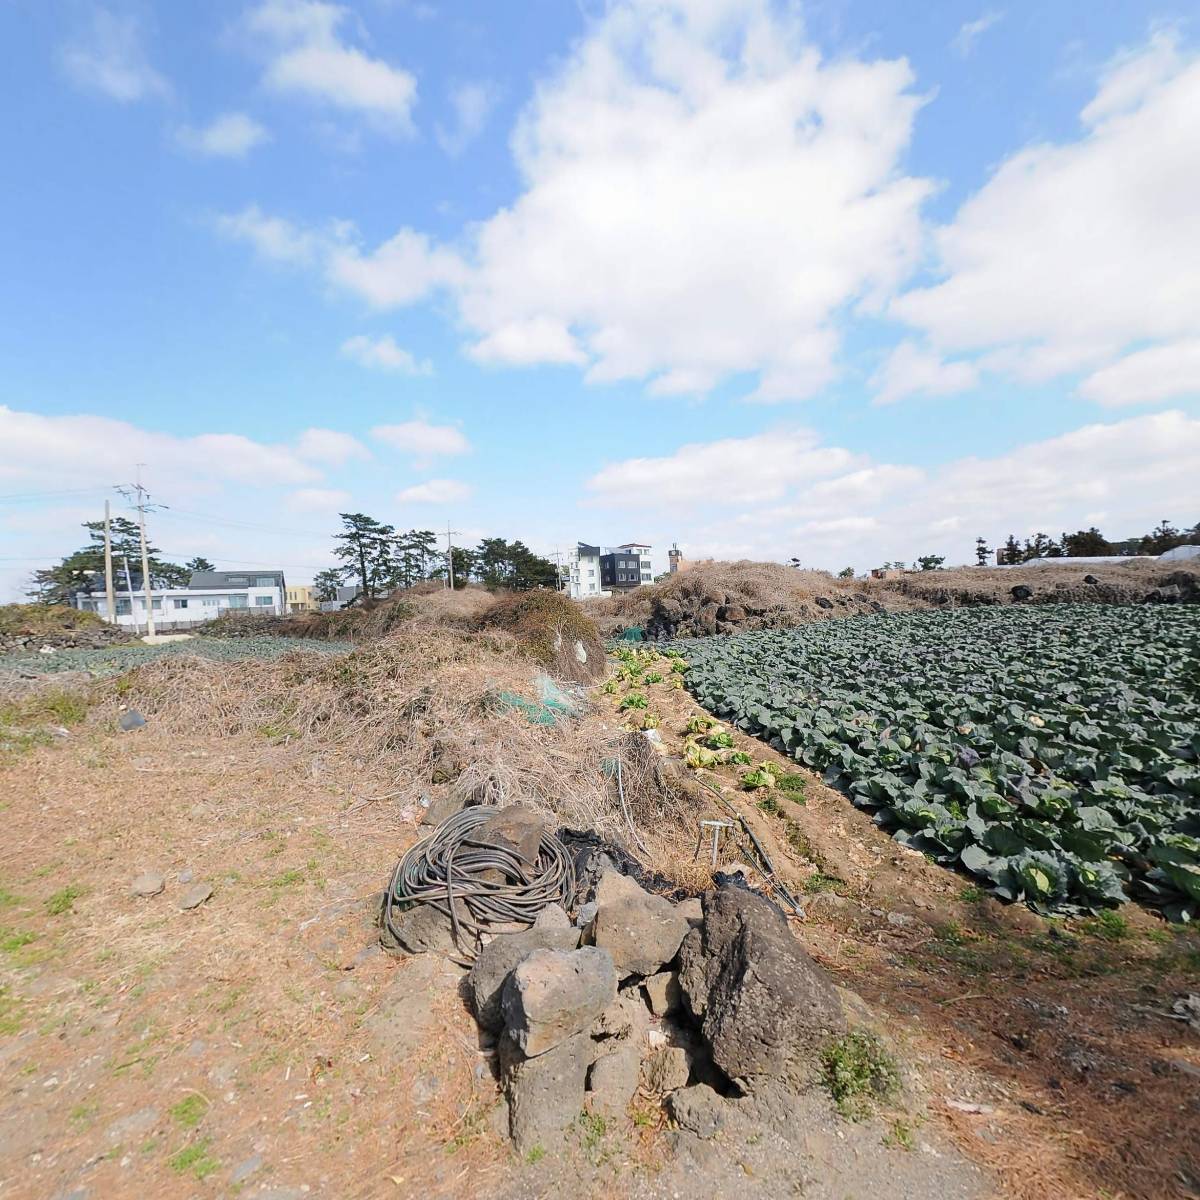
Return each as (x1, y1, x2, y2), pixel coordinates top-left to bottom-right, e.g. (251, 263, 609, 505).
(596, 660, 1200, 1200)
(1, 646, 1197, 1200)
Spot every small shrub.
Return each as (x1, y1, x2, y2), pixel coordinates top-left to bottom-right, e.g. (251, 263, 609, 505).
(821, 1031, 900, 1119)
(618, 692, 648, 711)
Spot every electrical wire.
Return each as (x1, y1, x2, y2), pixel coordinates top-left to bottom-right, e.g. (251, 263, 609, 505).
(383, 806, 575, 964)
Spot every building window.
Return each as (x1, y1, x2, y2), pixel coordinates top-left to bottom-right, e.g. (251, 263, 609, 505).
(255, 596, 272, 606)
(173, 598, 188, 609)
(255, 576, 275, 587)
(203, 597, 218, 607)
(151, 598, 162, 610)
(227, 576, 248, 586)
(116, 598, 131, 615)
(228, 595, 248, 609)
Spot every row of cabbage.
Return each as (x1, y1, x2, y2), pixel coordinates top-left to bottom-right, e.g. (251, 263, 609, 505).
(681, 605, 1200, 919)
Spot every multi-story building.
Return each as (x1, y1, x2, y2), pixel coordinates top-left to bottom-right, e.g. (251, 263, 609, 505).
(286, 584, 318, 612)
(75, 569, 287, 628)
(565, 543, 653, 599)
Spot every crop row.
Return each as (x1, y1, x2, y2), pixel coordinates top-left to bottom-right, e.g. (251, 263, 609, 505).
(681, 605, 1200, 919)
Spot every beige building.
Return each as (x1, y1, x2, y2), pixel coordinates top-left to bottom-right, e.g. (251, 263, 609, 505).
(286, 585, 318, 612)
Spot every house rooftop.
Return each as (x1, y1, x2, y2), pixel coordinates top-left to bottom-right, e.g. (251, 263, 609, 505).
(187, 570, 285, 589)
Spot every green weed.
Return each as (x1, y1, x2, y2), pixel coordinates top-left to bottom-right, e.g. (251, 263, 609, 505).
(820, 1031, 900, 1119)
(46, 884, 85, 916)
(168, 1138, 219, 1180)
(169, 1094, 209, 1129)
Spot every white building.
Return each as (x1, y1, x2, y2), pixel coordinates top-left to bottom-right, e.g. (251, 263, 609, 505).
(75, 570, 287, 629)
(565, 543, 653, 600)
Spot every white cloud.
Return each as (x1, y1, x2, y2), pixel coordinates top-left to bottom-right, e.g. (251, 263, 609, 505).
(871, 340, 979, 405)
(436, 81, 498, 156)
(371, 419, 470, 460)
(60, 8, 169, 103)
(222, 0, 931, 401)
(892, 30, 1200, 403)
(245, 0, 417, 134)
(396, 479, 473, 504)
(1078, 339, 1200, 406)
(327, 230, 466, 307)
(177, 112, 270, 159)
(295, 428, 369, 465)
(214, 204, 332, 265)
(0, 407, 322, 489)
(340, 335, 432, 374)
(467, 318, 586, 367)
(287, 487, 352, 511)
(587, 431, 861, 507)
(584, 411, 1200, 570)
(952, 11, 1003, 58)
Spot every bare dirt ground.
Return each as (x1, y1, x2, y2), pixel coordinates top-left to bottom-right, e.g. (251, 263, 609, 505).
(1, 647, 1197, 1200)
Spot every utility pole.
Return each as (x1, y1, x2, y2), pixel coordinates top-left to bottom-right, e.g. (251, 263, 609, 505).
(122, 554, 139, 635)
(118, 466, 165, 639)
(444, 522, 461, 590)
(103, 499, 116, 624)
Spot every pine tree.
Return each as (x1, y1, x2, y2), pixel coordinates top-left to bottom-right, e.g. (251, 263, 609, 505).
(974, 537, 992, 566)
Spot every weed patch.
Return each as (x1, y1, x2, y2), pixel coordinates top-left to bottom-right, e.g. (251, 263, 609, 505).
(821, 1031, 900, 1119)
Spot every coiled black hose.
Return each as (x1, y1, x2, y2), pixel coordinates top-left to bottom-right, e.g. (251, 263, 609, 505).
(383, 806, 576, 961)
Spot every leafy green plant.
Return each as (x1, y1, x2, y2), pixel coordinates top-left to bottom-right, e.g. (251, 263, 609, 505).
(680, 606, 1200, 920)
(741, 763, 779, 790)
(644, 671, 664, 684)
(703, 730, 735, 749)
(618, 691, 648, 711)
(726, 749, 753, 765)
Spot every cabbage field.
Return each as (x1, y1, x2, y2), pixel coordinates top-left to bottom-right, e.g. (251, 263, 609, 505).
(682, 605, 1200, 920)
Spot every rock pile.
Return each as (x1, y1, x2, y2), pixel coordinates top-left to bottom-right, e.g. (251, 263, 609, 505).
(409, 871, 851, 1154)
(0, 625, 136, 654)
(642, 588, 882, 640)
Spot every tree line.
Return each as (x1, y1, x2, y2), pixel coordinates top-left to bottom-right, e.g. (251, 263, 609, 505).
(975, 517, 1198, 567)
(26, 517, 213, 605)
(314, 512, 558, 601)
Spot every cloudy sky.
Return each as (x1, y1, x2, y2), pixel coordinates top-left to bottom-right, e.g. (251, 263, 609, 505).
(2, 0, 1198, 598)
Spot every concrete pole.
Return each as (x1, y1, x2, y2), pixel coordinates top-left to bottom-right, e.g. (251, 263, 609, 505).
(103, 499, 116, 623)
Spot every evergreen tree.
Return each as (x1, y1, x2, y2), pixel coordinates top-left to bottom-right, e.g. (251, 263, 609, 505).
(186, 556, 215, 573)
(312, 568, 344, 602)
(974, 537, 992, 566)
(332, 513, 395, 598)
(998, 535, 1022, 565)
(916, 554, 946, 571)
(1060, 527, 1112, 557)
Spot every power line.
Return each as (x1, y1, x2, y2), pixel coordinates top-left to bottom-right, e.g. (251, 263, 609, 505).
(0, 485, 116, 503)
(155, 507, 329, 539)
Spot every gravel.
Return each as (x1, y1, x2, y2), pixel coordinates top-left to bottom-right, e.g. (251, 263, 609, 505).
(0, 635, 353, 679)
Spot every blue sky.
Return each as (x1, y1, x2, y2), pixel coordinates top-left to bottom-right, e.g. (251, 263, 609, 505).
(1, 0, 1198, 598)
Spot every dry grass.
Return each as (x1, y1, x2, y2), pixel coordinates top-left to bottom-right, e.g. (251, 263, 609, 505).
(870, 558, 1188, 607)
(91, 624, 698, 871)
(589, 560, 915, 637)
(477, 588, 606, 682)
(0, 603, 110, 635)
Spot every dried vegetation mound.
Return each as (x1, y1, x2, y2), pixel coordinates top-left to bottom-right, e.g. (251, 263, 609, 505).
(0, 603, 136, 652)
(876, 561, 1199, 608)
(92, 624, 695, 860)
(591, 561, 913, 639)
(476, 589, 606, 682)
